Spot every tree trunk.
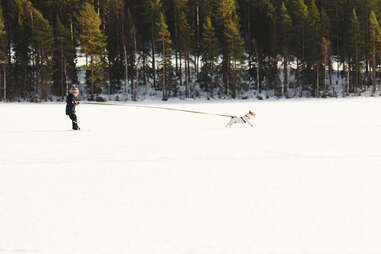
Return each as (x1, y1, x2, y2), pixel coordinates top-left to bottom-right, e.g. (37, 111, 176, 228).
(295, 58, 299, 97)
(185, 52, 188, 98)
(61, 44, 64, 98)
(251, 40, 260, 94)
(179, 50, 182, 88)
(64, 60, 68, 96)
(134, 28, 138, 101)
(143, 48, 147, 86)
(187, 52, 191, 97)
(90, 57, 94, 101)
(256, 54, 260, 94)
(300, 26, 305, 98)
(347, 62, 350, 94)
(372, 38, 376, 94)
(247, 5, 252, 76)
(233, 59, 237, 98)
(162, 40, 166, 100)
(329, 58, 333, 92)
(196, 0, 200, 79)
(205, 62, 209, 98)
(316, 65, 319, 97)
(211, 71, 214, 98)
(226, 56, 230, 96)
(152, 24, 156, 90)
(3, 64, 6, 101)
(324, 55, 327, 94)
(335, 2, 340, 81)
(355, 47, 360, 93)
(70, 18, 74, 41)
(174, 6, 178, 86)
(123, 42, 128, 98)
(283, 54, 288, 97)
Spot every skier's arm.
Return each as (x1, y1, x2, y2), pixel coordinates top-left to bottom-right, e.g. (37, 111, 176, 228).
(74, 96, 80, 105)
(72, 96, 80, 106)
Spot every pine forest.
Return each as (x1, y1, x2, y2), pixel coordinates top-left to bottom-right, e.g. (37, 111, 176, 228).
(0, 0, 381, 101)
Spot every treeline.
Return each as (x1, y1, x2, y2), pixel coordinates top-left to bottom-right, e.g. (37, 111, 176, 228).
(0, 0, 381, 101)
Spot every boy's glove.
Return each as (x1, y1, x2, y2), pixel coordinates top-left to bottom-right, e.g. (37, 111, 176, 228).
(76, 101, 80, 105)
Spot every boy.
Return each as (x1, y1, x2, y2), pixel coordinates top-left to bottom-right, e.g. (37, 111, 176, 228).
(66, 85, 80, 130)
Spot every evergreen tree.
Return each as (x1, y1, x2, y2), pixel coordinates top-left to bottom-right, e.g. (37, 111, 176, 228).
(0, 0, 381, 100)
(224, 15, 245, 98)
(76, 2, 108, 100)
(47, 0, 81, 40)
(104, 0, 125, 95)
(201, 16, 218, 98)
(319, 7, 332, 94)
(156, 11, 172, 100)
(258, 0, 277, 95)
(185, 0, 201, 80)
(341, 0, 355, 95)
(149, 0, 163, 91)
(287, 0, 308, 96)
(0, 2, 7, 101)
(11, 0, 32, 98)
(55, 15, 74, 97)
(320, 8, 331, 39)
(0, 3, 6, 63)
(173, 0, 188, 92)
(200, 0, 219, 21)
(178, 8, 193, 98)
(124, 8, 138, 101)
(349, 8, 361, 93)
(369, 10, 381, 94)
(306, 0, 321, 63)
(279, 1, 292, 97)
(47, 0, 81, 91)
(29, 8, 54, 100)
(216, 0, 239, 96)
(305, 0, 321, 96)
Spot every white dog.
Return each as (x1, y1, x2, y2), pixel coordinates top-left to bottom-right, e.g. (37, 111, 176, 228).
(226, 110, 255, 127)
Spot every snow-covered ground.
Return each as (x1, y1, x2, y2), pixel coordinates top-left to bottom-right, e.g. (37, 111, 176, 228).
(1, 98, 381, 254)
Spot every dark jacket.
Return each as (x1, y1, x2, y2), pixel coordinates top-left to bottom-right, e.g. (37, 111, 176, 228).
(66, 94, 77, 115)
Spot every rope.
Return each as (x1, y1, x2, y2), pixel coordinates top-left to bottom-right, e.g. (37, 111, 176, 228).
(82, 101, 234, 118)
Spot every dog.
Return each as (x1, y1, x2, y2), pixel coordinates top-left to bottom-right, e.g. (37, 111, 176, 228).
(226, 110, 255, 127)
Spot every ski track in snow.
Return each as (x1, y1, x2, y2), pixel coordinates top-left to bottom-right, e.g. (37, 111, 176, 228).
(1, 98, 381, 254)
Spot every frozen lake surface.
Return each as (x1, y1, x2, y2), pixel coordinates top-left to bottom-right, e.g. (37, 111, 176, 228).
(1, 98, 381, 254)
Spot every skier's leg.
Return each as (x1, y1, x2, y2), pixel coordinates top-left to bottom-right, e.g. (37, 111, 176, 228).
(69, 113, 79, 130)
(68, 113, 74, 129)
(73, 114, 79, 130)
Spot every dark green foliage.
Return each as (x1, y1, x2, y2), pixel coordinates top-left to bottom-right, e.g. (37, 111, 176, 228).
(0, 0, 381, 100)
(104, 0, 125, 94)
(0, 3, 6, 62)
(369, 10, 381, 93)
(0, 2, 7, 101)
(278, 1, 292, 97)
(201, 16, 218, 98)
(156, 11, 172, 100)
(177, 4, 193, 98)
(224, 15, 245, 98)
(76, 2, 107, 100)
(54, 15, 76, 97)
